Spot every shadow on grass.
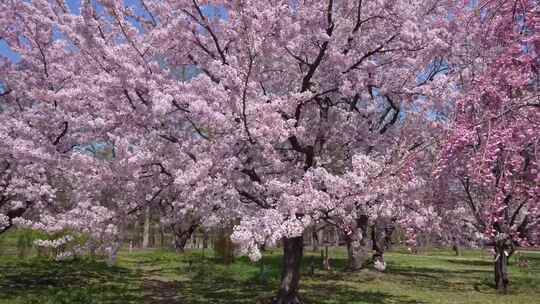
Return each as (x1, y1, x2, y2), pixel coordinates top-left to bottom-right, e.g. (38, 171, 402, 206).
(166, 253, 427, 304)
(142, 278, 184, 304)
(2, 248, 538, 303)
(380, 262, 493, 293)
(0, 257, 143, 304)
(304, 282, 426, 304)
(446, 259, 493, 267)
(174, 255, 278, 304)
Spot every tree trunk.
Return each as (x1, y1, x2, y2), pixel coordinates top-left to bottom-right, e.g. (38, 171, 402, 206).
(453, 243, 461, 256)
(107, 243, 120, 266)
(345, 214, 370, 271)
(88, 239, 97, 258)
(274, 236, 303, 304)
(142, 205, 151, 248)
(203, 230, 209, 249)
(159, 223, 166, 247)
(371, 225, 385, 271)
(107, 234, 124, 266)
(322, 246, 331, 270)
(317, 229, 324, 249)
(177, 233, 190, 251)
(494, 245, 509, 293)
(191, 231, 197, 249)
(345, 237, 370, 271)
(173, 223, 197, 252)
(371, 217, 395, 272)
(311, 228, 319, 252)
(107, 220, 126, 266)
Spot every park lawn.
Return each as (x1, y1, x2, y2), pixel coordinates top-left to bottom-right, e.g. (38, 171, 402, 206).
(0, 246, 539, 304)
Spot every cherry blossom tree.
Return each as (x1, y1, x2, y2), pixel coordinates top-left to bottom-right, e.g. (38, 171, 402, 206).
(436, 0, 539, 293)
(0, 43, 70, 236)
(1, 0, 453, 302)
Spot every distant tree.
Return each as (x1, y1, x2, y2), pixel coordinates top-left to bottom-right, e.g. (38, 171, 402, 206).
(6, 0, 529, 302)
(435, 0, 540, 293)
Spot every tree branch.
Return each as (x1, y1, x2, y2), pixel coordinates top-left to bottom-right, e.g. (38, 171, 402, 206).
(343, 34, 398, 74)
(52, 121, 68, 145)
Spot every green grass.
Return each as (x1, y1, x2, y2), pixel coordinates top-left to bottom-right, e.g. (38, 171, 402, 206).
(1, 242, 539, 303)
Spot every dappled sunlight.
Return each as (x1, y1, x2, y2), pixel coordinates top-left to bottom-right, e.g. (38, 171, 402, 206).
(2, 247, 539, 304)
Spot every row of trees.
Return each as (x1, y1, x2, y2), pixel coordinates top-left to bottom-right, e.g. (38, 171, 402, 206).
(0, 0, 538, 301)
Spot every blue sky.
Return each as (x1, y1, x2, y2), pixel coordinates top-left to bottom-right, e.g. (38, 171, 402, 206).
(0, 41, 20, 63)
(0, 0, 145, 63)
(0, 0, 79, 63)
(0, 0, 225, 64)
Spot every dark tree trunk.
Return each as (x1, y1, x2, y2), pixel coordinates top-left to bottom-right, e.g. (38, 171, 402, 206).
(453, 243, 461, 256)
(191, 231, 197, 249)
(494, 245, 510, 293)
(371, 217, 395, 271)
(274, 236, 303, 304)
(345, 237, 370, 271)
(345, 214, 370, 271)
(345, 239, 359, 270)
(317, 229, 323, 250)
(372, 225, 382, 259)
(173, 223, 197, 253)
(371, 225, 384, 269)
(311, 228, 319, 252)
(202, 230, 209, 249)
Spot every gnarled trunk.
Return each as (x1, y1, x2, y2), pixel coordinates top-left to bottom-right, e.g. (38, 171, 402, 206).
(371, 225, 383, 264)
(345, 237, 370, 271)
(274, 236, 303, 304)
(494, 245, 510, 293)
(173, 223, 198, 253)
(371, 217, 395, 271)
(345, 214, 370, 271)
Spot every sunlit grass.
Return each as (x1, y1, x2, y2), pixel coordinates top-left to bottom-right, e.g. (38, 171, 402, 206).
(1, 232, 539, 304)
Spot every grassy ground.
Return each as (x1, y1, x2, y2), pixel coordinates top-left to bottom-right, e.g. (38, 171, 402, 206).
(1, 237, 539, 303)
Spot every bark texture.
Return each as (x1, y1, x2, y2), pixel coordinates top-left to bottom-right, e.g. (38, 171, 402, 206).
(173, 222, 198, 252)
(344, 214, 370, 271)
(274, 236, 303, 304)
(371, 217, 396, 271)
(494, 244, 510, 293)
